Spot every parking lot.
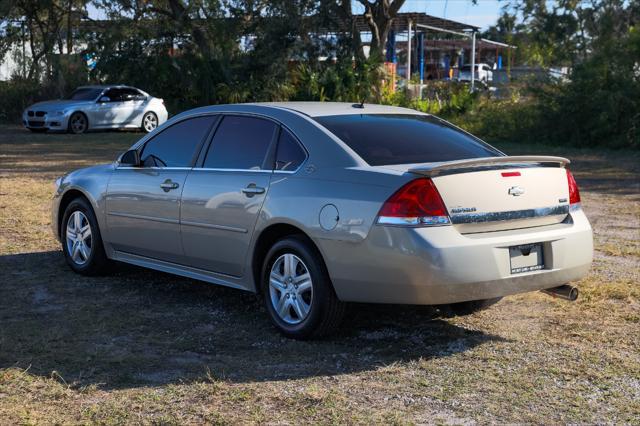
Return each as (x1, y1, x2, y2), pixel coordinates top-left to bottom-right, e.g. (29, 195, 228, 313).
(0, 126, 638, 424)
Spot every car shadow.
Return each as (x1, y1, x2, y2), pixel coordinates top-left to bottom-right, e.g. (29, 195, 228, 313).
(0, 251, 509, 390)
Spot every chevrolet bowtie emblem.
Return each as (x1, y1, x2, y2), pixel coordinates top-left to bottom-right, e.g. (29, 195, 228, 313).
(508, 186, 525, 196)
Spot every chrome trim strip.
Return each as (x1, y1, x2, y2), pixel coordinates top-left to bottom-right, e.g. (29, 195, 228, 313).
(181, 220, 247, 233)
(107, 211, 180, 224)
(191, 168, 297, 174)
(193, 168, 273, 173)
(115, 166, 193, 170)
(450, 205, 569, 224)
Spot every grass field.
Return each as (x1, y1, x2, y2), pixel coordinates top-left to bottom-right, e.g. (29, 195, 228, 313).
(0, 125, 638, 424)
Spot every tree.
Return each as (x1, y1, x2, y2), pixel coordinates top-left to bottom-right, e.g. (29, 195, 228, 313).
(355, 0, 406, 59)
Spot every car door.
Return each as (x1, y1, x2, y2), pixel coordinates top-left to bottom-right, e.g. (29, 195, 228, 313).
(119, 88, 146, 126)
(180, 115, 279, 277)
(93, 88, 123, 127)
(105, 115, 217, 263)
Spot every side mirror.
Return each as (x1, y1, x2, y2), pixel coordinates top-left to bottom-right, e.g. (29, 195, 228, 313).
(120, 149, 141, 167)
(99, 96, 111, 103)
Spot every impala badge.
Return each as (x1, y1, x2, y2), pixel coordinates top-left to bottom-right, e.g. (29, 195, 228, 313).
(508, 186, 525, 196)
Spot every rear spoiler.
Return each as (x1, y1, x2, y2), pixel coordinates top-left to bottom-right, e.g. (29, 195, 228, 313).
(408, 156, 570, 177)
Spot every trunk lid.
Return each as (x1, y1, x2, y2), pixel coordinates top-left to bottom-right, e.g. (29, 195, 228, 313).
(405, 156, 571, 233)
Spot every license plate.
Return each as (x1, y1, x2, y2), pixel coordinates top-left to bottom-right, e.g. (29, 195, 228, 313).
(509, 243, 544, 274)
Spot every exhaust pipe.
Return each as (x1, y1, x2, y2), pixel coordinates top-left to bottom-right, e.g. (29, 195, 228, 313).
(541, 285, 579, 301)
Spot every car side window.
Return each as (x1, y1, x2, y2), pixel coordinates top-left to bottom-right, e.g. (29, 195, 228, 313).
(275, 128, 306, 171)
(103, 88, 123, 102)
(203, 115, 277, 170)
(139, 116, 215, 168)
(121, 88, 145, 101)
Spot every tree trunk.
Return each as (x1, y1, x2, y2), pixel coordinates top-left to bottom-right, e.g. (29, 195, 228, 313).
(358, 0, 406, 60)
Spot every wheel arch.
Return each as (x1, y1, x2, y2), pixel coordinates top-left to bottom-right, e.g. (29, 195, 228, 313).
(57, 188, 96, 239)
(251, 223, 331, 294)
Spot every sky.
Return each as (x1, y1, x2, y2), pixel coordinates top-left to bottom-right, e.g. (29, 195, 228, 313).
(399, 0, 503, 30)
(87, 1, 504, 31)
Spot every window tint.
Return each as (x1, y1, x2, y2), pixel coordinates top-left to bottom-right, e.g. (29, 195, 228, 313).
(140, 116, 215, 167)
(103, 88, 123, 102)
(314, 114, 500, 166)
(204, 115, 277, 170)
(275, 128, 306, 171)
(120, 88, 145, 101)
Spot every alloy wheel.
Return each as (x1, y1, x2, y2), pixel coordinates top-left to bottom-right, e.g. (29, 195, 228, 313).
(143, 113, 158, 132)
(269, 253, 313, 324)
(70, 113, 87, 134)
(65, 210, 92, 265)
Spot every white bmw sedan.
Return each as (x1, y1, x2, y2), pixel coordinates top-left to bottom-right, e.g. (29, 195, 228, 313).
(23, 85, 168, 134)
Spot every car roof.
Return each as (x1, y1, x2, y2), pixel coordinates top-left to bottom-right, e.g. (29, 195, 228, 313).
(76, 85, 139, 90)
(249, 102, 426, 118)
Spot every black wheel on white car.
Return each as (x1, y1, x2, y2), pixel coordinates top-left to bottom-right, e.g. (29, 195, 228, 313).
(68, 112, 88, 134)
(261, 236, 345, 339)
(142, 111, 158, 133)
(61, 197, 110, 275)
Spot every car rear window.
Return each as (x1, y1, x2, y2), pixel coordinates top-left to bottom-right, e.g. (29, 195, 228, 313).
(313, 114, 500, 166)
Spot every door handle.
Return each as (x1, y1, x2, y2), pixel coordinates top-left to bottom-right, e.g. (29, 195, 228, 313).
(242, 184, 265, 196)
(160, 179, 179, 192)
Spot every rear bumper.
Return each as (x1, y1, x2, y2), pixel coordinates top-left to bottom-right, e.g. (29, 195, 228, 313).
(322, 209, 593, 305)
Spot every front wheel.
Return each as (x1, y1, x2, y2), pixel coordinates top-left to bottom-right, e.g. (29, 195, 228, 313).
(61, 197, 110, 275)
(261, 236, 345, 339)
(141, 112, 158, 133)
(68, 112, 88, 134)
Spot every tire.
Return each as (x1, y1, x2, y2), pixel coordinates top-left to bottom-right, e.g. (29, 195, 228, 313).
(61, 197, 110, 275)
(28, 128, 48, 133)
(446, 297, 502, 317)
(141, 111, 158, 133)
(261, 236, 345, 339)
(68, 112, 88, 134)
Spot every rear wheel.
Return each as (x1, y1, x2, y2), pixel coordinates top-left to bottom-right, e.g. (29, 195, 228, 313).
(61, 197, 110, 275)
(68, 112, 88, 134)
(261, 236, 345, 339)
(142, 112, 158, 133)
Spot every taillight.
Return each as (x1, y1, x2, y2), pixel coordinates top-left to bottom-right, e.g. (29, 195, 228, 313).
(566, 169, 581, 207)
(377, 178, 450, 226)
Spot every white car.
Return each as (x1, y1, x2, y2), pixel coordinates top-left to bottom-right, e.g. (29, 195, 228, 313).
(23, 85, 169, 134)
(458, 64, 494, 84)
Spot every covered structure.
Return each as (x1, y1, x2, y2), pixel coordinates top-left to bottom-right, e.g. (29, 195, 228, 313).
(354, 12, 515, 91)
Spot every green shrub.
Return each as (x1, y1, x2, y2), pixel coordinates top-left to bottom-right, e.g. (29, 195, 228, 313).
(0, 78, 46, 123)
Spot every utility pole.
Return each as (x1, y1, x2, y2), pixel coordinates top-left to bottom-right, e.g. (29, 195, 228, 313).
(406, 19, 412, 82)
(470, 30, 476, 92)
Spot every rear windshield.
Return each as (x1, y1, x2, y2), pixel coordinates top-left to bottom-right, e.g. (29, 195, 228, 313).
(64, 88, 102, 101)
(314, 114, 500, 166)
